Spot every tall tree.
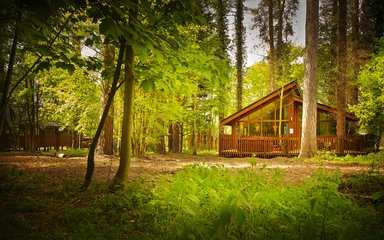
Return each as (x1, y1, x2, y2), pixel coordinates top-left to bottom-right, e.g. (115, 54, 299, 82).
(82, 41, 125, 190)
(336, 0, 347, 154)
(299, 0, 319, 158)
(268, 0, 276, 91)
(99, 45, 116, 155)
(252, 0, 299, 91)
(214, 0, 230, 135)
(349, 0, 360, 106)
(111, 45, 135, 189)
(235, 0, 245, 110)
(0, 1, 81, 135)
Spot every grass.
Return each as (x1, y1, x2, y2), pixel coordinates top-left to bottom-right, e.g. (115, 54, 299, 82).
(1, 160, 383, 240)
(308, 150, 384, 167)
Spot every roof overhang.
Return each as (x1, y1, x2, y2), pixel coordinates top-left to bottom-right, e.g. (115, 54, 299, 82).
(292, 97, 359, 121)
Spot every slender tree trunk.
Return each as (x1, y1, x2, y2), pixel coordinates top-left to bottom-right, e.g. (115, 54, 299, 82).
(168, 124, 173, 153)
(0, 12, 19, 135)
(268, 0, 276, 91)
(81, 41, 125, 190)
(276, 0, 286, 84)
(336, 0, 347, 154)
(299, 0, 319, 159)
(192, 92, 198, 155)
(235, 0, 245, 110)
(110, 45, 135, 190)
(349, 0, 359, 106)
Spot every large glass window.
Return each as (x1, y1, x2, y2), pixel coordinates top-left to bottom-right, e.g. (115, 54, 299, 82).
(275, 99, 288, 120)
(240, 122, 248, 136)
(263, 103, 275, 120)
(249, 109, 262, 120)
(262, 122, 274, 135)
(237, 100, 290, 137)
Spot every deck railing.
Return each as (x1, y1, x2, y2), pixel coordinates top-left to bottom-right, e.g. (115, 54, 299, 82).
(219, 134, 373, 158)
(0, 134, 91, 151)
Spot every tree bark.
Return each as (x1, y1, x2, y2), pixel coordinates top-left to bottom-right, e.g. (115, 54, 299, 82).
(235, 0, 245, 110)
(336, 0, 347, 154)
(110, 45, 135, 190)
(215, 0, 229, 140)
(268, 0, 276, 91)
(276, 0, 286, 84)
(299, 0, 319, 159)
(0, 12, 19, 135)
(100, 45, 116, 155)
(81, 41, 125, 190)
(349, 0, 359, 106)
(192, 92, 198, 155)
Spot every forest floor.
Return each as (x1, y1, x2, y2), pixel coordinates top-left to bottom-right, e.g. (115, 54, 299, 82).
(0, 152, 380, 185)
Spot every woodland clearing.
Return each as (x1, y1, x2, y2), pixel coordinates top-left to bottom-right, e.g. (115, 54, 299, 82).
(0, 152, 380, 185)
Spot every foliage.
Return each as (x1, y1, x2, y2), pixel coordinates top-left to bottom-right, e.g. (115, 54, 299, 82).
(313, 150, 384, 166)
(351, 38, 384, 146)
(38, 67, 99, 136)
(2, 164, 383, 239)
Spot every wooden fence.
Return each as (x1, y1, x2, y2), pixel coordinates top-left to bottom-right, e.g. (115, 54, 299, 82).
(0, 134, 91, 151)
(219, 134, 373, 158)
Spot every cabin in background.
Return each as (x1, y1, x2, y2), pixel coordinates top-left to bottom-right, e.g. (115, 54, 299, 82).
(0, 122, 90, 151)
(219, 81, 373, 157)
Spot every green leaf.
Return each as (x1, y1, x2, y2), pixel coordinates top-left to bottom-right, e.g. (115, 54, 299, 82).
(34, 60, 51, 73)
(309, 197, 316, 212)
(187, 195, 199, 204)
(140, 79, 155, 91)
(99, 17, 121, 38)
(372, 189, 384, 201)
(183, 207, 196, 217)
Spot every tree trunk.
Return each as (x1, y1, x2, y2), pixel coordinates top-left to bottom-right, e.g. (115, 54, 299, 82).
(336, 0, 347, 154)
(81, 41, 125, 190)
(100, 45, 116, 155)
(172, 123, 180, 153)
(192, 92, 198, 155)
(299, 0, 319, 159)
(235, 0, 245, 110)
(268, 0, 276, 91)
(216, 0, 229, 142)
(168, 124, 173, 153)
(0, 12, 19, 135)
(349, 0, 359, 106)
(276, 0, 286, 84)
(110, 45, 135, 190)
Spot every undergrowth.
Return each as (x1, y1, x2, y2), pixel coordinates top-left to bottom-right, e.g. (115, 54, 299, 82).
(313, 150, 384, 166)
(0, 164, 383, 239)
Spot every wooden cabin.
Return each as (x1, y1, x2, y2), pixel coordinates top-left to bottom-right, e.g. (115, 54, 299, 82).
(219, 81, 373, 157)
(0, 122, 90, 151)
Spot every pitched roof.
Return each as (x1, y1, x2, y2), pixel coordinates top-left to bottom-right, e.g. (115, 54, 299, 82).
(222, 81, 300, 125)
(222, 80, 358, 125)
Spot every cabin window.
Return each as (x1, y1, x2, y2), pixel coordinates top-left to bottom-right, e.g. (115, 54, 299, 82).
(249, 109, 262, 120)
(239, 122, 248, 136)
(238, 100, 289, 137)
(277, 122, 289, 135)
(263, 103, 275, 120)
(262, 122, 274, 135)
(317, 112, 337, 135)
(275, 99, 289, 120)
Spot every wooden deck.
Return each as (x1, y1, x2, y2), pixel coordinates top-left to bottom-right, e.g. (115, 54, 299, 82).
(219, 134, 373, 158)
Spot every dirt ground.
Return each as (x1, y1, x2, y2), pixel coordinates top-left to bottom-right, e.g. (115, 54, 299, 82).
(0, 152, 378, 185)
